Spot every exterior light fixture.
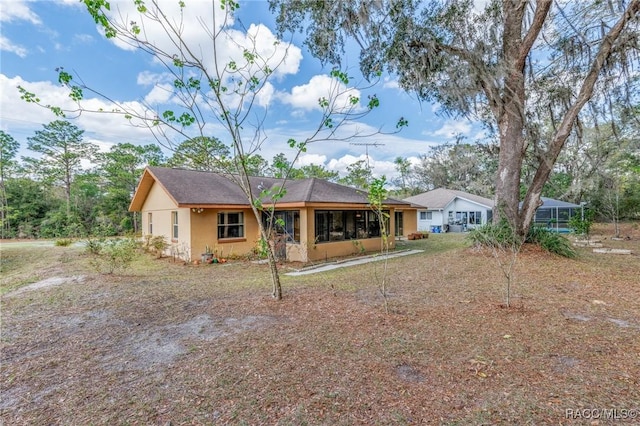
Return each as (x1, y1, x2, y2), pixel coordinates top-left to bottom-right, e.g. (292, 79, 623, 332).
(192, 208, 204, 213)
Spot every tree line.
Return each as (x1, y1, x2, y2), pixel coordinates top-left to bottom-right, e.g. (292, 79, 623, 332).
(0, 120, 345, 239)
(2, 115, 637, 241)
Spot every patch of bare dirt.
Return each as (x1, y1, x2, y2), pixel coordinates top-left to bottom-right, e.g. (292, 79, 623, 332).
(5, 276, 86, 296)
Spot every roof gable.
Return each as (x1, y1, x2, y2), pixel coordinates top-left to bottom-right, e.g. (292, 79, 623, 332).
(405, 188, 494, 210)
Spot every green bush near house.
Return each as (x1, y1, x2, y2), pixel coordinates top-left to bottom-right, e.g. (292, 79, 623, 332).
(468, 221, 576, 258)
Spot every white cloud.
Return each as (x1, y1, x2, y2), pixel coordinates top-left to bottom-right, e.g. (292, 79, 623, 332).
(101, 2, 302, 81)
(327, 154, 367, 175)
(0, 0, 41, 24)
(255, 81, 275, 108)
(325, 154, 396, 179)
(137, 71, 165, 86)
(0, 36, 28, 58)
(280, 74, 363, 113)
(72, 33, 94, 45)
(296, 153, 327, 166)
(0, 74, 161, 150)
(383, 77, 400, 90)
(144, 83, 173, 105)
(430, 120, 472, 138)
(87, 138, 115, 153)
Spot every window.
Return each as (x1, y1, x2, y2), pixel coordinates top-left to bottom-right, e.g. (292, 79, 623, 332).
(148, 213, 153, 234)
(419, 211, 427, 220)
(171, 211, 178, 240)
(314, 210, 388, 243)
(455, 211, 468, 225)
(449, 210, 483, 225)
(469, 211, 482, 225)
(426, 211, 433, 220)
(218, 212, 244, 239)
(263, 210, 300, 243)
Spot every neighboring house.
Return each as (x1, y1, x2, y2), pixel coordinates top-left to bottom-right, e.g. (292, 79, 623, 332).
(129, 167, 421, 262)
(528, 197, 583, 232)
(404, 188, 494, 232)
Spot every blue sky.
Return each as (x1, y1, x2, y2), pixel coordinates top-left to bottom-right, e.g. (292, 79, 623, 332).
(0, 0, 485, 179)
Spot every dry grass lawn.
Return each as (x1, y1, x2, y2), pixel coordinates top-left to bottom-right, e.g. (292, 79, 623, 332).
(1, 223, 639, 425)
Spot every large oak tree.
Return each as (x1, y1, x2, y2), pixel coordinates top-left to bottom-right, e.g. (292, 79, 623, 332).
(270, 0, 640, 235)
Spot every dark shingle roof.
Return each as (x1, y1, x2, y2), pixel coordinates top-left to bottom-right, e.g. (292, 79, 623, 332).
(132, 167, 414, 209)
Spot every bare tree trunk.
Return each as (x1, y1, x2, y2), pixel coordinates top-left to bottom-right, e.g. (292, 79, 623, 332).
(132, 212, 139, 234)
(492, 0, 550, 235)
(251, 202, 283, 300)
(267, 247, 282, 300)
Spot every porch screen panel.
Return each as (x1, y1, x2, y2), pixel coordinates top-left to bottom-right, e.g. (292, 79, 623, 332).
(355, 211, 367, 239)
(315, 211, 329, 242)
(265, 211, 300, 243)
(367, 211, 380, 237)
(315, 210, 389, 242)
(329, 211, 344, 241)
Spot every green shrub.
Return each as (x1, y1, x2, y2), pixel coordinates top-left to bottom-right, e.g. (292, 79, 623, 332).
(469, 222, 577, 258)
(526, 227, 577, 258)
(85, 237, 105, 255)
(467, 221, 521, 249)
(89, 237, 140, 274)
(151, 235, 168, 258)
(55, 238, 73, 247)
(568, 209, 594, 237)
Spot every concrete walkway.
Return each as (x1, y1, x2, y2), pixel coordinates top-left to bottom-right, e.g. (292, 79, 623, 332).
(285, 249, 424, 276)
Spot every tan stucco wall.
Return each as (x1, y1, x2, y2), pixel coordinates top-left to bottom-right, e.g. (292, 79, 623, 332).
(190, 208, 261, 261)
(400, 209, 418, 236)
(305, 237, 394, 262)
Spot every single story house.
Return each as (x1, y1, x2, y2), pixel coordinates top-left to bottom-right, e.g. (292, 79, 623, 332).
(528, 197, 583, 232)
(404, 188, 494, 232)
(129, 167, 421, 262)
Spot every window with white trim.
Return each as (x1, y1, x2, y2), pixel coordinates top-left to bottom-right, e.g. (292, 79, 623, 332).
(171, 211, 178, 239)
